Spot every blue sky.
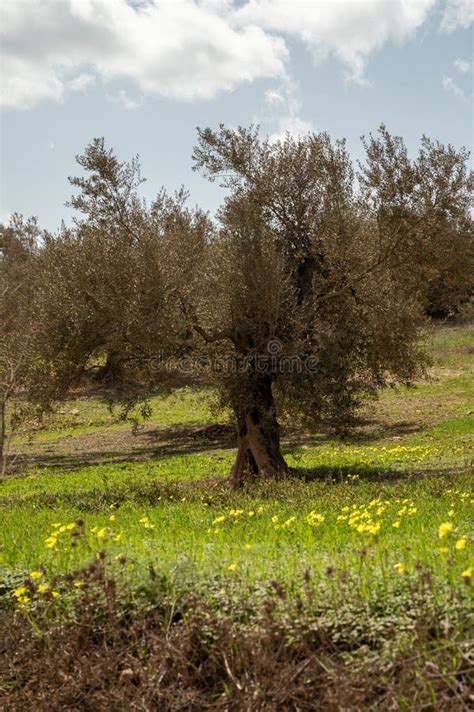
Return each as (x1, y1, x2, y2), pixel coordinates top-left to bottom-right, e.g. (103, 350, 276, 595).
(1, 0, 472, 231)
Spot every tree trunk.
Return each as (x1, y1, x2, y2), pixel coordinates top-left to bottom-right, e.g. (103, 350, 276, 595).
(229, 374, 289, 487)
(92, 350, 123, 385)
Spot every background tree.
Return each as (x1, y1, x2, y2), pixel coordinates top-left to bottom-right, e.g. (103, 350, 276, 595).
(30, 139, 211, 414)
(359, 127, 474, 319)
(0, 215, 40, 474)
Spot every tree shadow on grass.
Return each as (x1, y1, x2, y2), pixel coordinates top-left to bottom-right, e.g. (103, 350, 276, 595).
(282, 419, 423, 450)
(293, 463, 464, 484)
(7, 424, 236, 473)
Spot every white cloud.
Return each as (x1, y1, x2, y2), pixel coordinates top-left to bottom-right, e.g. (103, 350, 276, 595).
(442, 75, 465, 99)
(262, 77, 314, 141)
(107, 89, 142, 111)
(68, 73, 96, 93)
(454, 58, 472, 73)
(264, 88, 286, 106)
(235, 0, 437, 85)
(0, 0, 287, 109)
(0, 0, 458, 111)
(440, 0, 474, 32)
(270, 115, 314, 142)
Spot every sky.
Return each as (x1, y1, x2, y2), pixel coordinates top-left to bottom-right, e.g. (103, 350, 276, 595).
(0, 0, 473, 231)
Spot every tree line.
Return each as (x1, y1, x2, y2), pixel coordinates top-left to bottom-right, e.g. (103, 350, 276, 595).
(1, 125, 473, 483)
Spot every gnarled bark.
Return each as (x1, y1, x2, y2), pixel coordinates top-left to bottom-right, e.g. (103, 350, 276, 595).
(229, 374, 289, 488)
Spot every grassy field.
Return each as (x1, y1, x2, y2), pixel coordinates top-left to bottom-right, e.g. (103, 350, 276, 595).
(0, 323, 473, 709)
(1, 323, 473, 589)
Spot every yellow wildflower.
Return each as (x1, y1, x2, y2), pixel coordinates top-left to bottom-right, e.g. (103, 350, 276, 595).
(51, 591, 60, 598)
(30, 571, 42, 581)
(455, 538, 466, 551)
(45, 536, 58, 549)
(461, 567, 472, 578)
(394, 563, 405, 574)
(109, 514, 116, 522)
(392, 521, 401, 529)
(367, 522, 381, 536)
(228, 563, 238, 572)
(139, 516, 156, 530)
(38, 584, 49, 594)
(212, 515, 226, 525)
(73, 580, 84, 588)
(244, 543, 252, 551)
(438, 522, 454, 539)
(306, 512, 325, 527)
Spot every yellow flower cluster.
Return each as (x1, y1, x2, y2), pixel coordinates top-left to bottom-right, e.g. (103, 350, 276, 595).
(446, 488, 472, 503)
(139, 516, 155, 530)
(436, 510, 469, 565)
(91, 524, 123, 543)
(276, 516, 297, 530)
(13, 573, 60, 606)
(310, 444, 442, 471)
(14, 586, 30, 605)
(45, 522, 76, 549)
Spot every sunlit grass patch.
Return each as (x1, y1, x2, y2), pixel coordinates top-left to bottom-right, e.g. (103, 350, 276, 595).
(2, 471, 472, 605)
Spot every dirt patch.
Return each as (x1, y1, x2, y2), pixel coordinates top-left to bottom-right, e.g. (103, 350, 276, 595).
(9, 422, 236, 470)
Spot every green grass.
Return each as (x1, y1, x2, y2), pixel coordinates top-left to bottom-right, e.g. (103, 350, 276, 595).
(1, 323, 473, 608)
(1, 474, 472, 608)
(13, 386, 219, 446)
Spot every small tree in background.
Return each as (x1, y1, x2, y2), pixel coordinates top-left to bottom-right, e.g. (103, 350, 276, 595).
(30, 139, 212, 413)
(359, 127, 473, 319)
(0, 215, 41, 474)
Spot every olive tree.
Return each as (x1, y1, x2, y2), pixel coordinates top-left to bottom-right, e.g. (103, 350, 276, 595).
(187, 125, 472, 485)
(0, 215, 41, 473)
(31, 139, 211, 412)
